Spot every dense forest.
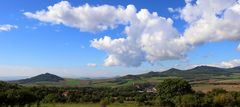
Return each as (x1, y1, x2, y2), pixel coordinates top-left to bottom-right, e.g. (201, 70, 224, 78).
(1, 78, 240, 107)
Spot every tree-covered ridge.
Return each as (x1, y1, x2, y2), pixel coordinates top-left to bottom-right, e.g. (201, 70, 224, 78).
(109, 66, 240, 87)
(129, 66, 240, 80)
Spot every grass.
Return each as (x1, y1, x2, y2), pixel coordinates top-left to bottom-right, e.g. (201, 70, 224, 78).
(192, 83, 240, 93)
(35, 103, 139, 107)
(93, 76, 181, 88)
(64, 79, 81, 86)
(212, 73, 240, 80)
(145, 76, 180, 82)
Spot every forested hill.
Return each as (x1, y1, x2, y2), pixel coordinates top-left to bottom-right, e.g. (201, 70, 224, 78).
(13, 73, 64, 84)
(132, 66, 240, 80)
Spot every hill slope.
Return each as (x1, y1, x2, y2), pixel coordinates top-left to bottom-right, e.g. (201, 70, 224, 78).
(109, 66, 240, 86)
(14, 73, 64, 84)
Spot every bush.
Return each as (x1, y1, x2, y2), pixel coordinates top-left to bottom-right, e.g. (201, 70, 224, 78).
(100, 98, 110, 107)
(208, 88, 227, 96)
(117, 96, 124, 103)
(136, 94, 147, 105)
(42, 94, 58, 103)
(174, 94, 203, 107)
(157, 79, 193, 106)
(0, 92, 6, 106)
(213, 93, 235, 107)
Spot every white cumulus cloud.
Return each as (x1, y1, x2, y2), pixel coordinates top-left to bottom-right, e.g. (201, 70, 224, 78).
(0, 24, 18, 32)
(180, 0, 240, 45)
(210, 59, 240, 68)
(24, 1, 240, 67)
(91, 9, 190, 67)
(219, 59, 240, 68)
(24, 1, 136, 32)
(189, 59, 240, 68)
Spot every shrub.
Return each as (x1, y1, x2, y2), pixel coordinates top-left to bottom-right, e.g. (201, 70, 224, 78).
(100, 98, 110, 107)
(213, 93, 235, 107)
(157, 79, 193, 106)
(174, 94, 203, 107)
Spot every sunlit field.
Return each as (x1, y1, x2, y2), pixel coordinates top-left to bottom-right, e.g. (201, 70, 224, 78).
(35, 103, 140, 107)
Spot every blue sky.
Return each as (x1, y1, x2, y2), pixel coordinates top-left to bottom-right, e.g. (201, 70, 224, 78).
(0, 0, 239, 77)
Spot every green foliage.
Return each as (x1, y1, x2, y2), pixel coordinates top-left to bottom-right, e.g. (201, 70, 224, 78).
(0, 81, 37, 106)
(0, 81, 20, 91)
(213, 93, 235, 107)
(0, 92, 6, 106)
(202, 88, 240, 107)
(4, 89, 36, 106)
(100, 98, 110, 107)
(116, 96, 124, 103)
(157, 78, 193, 106)
(135, 94, 147, 105)
(208, 88, 227, 96)
(174, 94, 203, 107)
(42, 93, 58, 103)
(3, 77, 240, 107)
(35, 103, 138, 107)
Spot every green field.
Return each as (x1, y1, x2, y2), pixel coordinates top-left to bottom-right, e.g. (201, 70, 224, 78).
(35, 103, 141, 107)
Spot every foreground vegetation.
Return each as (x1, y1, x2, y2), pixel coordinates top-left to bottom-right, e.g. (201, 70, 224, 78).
(2, 78, 240, 107)
(34, 103, 139, 107)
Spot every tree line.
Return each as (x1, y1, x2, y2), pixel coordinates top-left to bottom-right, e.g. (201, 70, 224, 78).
(1, 79, 240, 107)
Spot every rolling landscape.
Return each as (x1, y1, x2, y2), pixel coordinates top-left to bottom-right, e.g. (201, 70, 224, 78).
(3, 66, 240, 107)
(10, 65, 240, 92)
(1, 0, 240, 107)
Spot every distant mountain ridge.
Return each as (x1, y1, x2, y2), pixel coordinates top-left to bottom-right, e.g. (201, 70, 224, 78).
(122, 66, 240, 80)
(13, 73, 64, 84)
(10, 66, 240, 87)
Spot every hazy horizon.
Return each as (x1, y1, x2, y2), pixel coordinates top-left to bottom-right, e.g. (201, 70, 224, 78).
(0, 65, 238, 80)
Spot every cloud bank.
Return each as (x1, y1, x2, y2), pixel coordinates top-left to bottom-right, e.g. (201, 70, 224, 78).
(0, 24, 18, 32)
(24, 0, 240, 67)
(180, 0, 240, 45)
(87, 63, 97, 67)
(218, 59, 240, 68)
(196, 59, 240, 68)
(237, 44, 240, 51)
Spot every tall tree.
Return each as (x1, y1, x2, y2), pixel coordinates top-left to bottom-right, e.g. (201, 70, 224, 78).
(157, 79, 193, 106)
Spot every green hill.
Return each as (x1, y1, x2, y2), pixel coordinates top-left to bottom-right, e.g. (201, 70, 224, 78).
(14, 73, 64, 84)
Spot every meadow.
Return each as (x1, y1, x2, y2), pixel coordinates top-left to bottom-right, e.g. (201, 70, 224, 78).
(35, 103, 140, 107)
